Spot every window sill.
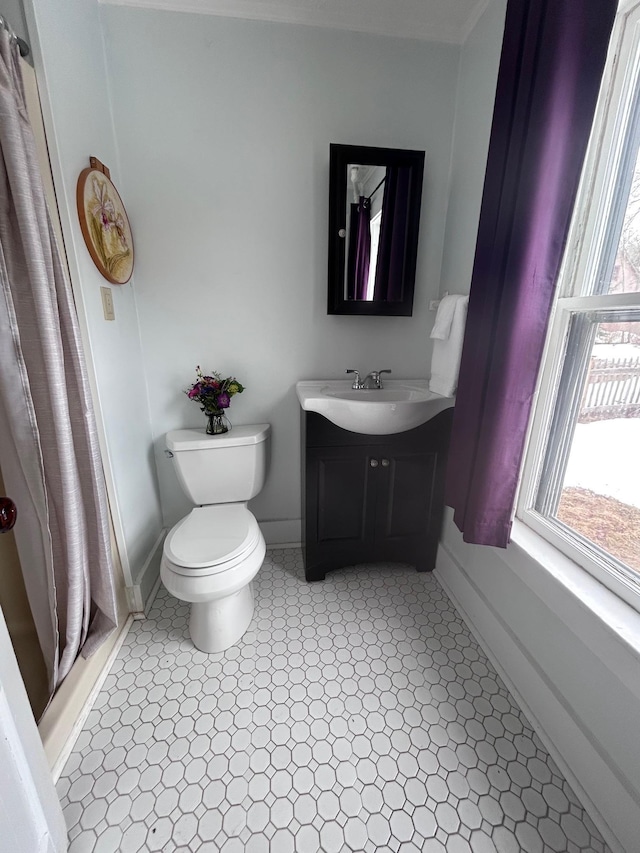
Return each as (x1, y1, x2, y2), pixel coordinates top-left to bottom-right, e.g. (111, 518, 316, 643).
(509, 518, 640, 673)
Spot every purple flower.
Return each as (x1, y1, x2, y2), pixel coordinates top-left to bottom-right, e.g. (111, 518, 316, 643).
(186, 368, 243, 414)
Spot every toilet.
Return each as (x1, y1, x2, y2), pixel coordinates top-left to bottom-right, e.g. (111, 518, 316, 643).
(161, 423, 270, 653)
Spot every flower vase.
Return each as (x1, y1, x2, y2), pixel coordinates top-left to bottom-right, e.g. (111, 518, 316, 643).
(206, 410, 230, 435)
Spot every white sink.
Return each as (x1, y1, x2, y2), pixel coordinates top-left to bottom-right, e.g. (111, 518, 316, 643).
(296, 379, 454, 435)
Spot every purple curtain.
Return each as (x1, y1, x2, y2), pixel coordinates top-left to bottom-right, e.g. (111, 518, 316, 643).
(445, 0, 617, 547)
(374, 167, 411, 301)
(346, 197, 371, 300)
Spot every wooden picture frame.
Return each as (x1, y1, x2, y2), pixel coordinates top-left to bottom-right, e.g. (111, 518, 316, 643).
(76, 157, 134, 285)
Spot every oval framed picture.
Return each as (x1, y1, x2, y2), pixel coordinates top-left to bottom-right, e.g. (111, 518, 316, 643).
(76, 163, 134, 285)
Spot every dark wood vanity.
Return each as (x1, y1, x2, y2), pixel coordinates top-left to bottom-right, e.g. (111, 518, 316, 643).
(301, 408, 453, 581)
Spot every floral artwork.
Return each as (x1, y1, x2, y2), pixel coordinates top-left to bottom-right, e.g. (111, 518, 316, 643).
(77, 165, 134, 284)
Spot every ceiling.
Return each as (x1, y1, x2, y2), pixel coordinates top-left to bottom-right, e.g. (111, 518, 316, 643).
(98, 0, 491, 44)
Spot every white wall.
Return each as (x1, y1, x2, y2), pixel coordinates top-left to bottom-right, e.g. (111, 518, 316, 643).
(99, 7, 460, 539)
(437, 3, 640, 850)
(439, 0, 505, 296)
(22, 0, 163, 588)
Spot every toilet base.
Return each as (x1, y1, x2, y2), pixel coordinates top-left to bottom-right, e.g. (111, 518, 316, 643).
(189, 581, 255, 653)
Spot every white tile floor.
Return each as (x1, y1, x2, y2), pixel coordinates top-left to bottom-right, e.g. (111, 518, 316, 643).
(58, 548, 610, 853)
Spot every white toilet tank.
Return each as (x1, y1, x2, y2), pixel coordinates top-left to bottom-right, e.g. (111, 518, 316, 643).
(167, 424, 270, 506)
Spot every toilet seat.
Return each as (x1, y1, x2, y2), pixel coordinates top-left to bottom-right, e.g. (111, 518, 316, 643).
(164, 505, 262, 575)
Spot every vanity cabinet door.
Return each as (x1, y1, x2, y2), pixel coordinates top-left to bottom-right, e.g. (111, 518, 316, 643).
(305, 446, 377, 579)
(373, 449, 439, 571)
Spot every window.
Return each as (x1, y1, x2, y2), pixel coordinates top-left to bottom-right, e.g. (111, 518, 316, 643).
(518, 1, 640, 610)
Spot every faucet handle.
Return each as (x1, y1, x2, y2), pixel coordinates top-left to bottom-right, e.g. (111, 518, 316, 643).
(376, 369, 391, 388)
(345, 368, 362, 389)
(369, 368, 391, 388)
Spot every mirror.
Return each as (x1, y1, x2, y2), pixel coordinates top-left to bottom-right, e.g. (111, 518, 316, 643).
(328, 144, 425, 316)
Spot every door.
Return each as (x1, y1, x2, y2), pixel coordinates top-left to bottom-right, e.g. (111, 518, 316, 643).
(0, 595, 67, 851)
(0, 468, 49, 718)
(373, 449, 439, 570)
(375, 449, 437, 542)
(306, 445, 376, 559)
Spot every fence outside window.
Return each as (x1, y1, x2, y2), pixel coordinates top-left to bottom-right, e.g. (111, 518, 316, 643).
(579, 355, 640, 422)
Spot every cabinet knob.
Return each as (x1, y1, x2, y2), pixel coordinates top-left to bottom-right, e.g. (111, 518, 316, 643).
(370, 458, 379, 468)
(381, 459, 390, 467)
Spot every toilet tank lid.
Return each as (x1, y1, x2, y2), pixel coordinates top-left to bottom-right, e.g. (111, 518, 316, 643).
(167, 423, 270, 451)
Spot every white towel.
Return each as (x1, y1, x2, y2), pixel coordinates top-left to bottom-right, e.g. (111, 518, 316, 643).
(430, 294, 457, 340)
(429, 294, 469, 398)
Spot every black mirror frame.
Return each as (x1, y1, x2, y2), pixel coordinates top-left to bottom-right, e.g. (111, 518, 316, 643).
(328, 144, 425, 316)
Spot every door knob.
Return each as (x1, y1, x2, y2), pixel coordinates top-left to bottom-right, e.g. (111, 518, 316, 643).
(0, 497, 17, 533)
(381, 459, 390, 467)
(370, 459, 379, 468)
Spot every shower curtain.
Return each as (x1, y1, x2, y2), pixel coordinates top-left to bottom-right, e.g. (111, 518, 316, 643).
(0, 29, 117, 697)
(346, 196, 371, 300)
(373, 166, 411, 302)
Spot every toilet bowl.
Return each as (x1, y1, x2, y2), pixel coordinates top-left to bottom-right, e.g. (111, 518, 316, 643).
(161, 424, 270, 653)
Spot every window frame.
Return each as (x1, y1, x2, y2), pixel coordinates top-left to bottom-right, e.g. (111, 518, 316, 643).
(517, 0, 640, 612)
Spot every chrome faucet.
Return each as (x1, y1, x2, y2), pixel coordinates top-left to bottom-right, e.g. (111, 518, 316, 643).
(345, 369, 363, 389)
(362, 369, 392, 389)
(346, 368, 392, 389)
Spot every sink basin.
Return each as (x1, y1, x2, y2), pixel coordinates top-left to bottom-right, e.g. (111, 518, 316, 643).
(296, 379, 454, 435)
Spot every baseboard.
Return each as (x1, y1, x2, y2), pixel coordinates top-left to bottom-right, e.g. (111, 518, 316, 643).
(145, 570, 163, 614)
(434, 542, 629, 853)
(40, 615, 133, 781)
(259, 518, 301, 546)
(125, 529, 166, 612)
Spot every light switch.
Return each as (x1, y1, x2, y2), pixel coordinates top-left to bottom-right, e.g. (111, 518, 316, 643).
(100, 286, 115, 321)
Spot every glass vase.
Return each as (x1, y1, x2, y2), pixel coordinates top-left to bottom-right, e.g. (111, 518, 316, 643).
(206, 410, 230, 435)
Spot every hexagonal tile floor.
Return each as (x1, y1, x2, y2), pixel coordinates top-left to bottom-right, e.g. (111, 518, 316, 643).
(58, 548, 610, 853)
